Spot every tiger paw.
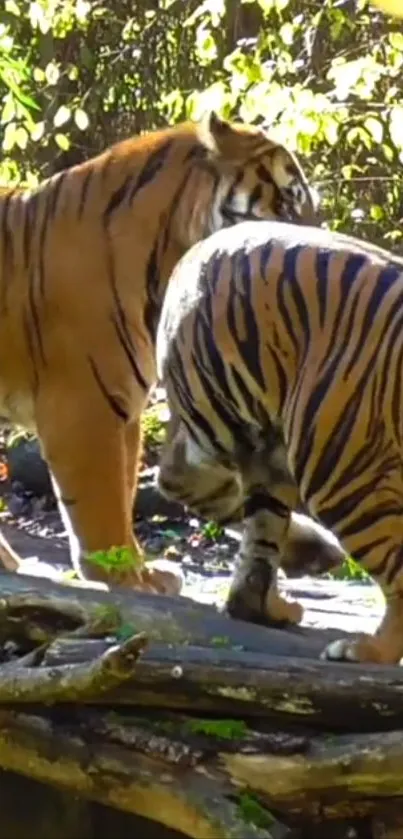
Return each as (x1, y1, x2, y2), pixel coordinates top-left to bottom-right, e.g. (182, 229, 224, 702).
(143, 559, 184, 596)
(265, 589, 304, 626)
(320, 635, 402, 665)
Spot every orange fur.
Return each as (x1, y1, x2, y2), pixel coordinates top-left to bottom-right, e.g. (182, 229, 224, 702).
(157, 220, 403, 663)
(0, 113, 316, 594)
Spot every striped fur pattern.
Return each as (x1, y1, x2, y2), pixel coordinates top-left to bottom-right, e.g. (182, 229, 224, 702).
(0, 113, 317, 593)
(157, 220, 403, 664)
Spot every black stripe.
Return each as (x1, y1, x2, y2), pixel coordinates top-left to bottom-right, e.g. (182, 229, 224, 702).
(23, 193, 38, 269)
(392, 342, 403, 446)
(386, 545, 403, 585)
(169, 344, 228, 456)
(267, 345, 288, 413)
(299, 371, 371, 499)
(318, 473, 386, 530)
(337, 503, 401, 541)
(344, 264, 400, 377)
(256, 164, 274, 185)
(144, 170, 193, 343)
(111, 311, 149, 392)
(352, 537, 388, 562)
(129, 140, 173, 203)
(48, 171, 67, 217)
(244, 492, 288, 519)
(322, 254, 368, 362)
(28, 267, 46, 364)
(1, 191, 16, 312)
(78, 169, 93, 218)
(103, 174, 133, 222)
(283, 246, 311, 358)
(315, 250, 330, 329)
(88, 356, 129, 421)
(23, 309, 39, 395)
(227, 250, 265, 390)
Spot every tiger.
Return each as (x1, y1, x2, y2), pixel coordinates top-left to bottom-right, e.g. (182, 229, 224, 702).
(0, 111, 318, 594)
(156, 219, 403, 665)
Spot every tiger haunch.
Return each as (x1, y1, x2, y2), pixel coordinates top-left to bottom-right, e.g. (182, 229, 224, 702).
(157, 220, 403, 664)
(0, 113, 316, 593)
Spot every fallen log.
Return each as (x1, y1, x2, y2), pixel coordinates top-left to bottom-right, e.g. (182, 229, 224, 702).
(0, 567, 362, 656)
(41, 637, 403, 731)
(0, 570, 402, 732)
(0, 706, 401, 835)
(0, 569, 401, 837)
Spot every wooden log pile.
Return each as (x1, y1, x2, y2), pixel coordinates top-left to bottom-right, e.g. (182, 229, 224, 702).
(0, 568, 401, 839)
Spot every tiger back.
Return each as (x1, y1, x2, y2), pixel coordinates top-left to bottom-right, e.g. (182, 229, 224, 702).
(0, 113, 317, 594)
(157, 219, 403, 664)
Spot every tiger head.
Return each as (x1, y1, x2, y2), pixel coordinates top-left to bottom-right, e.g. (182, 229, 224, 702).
(184, 110, 318, 243)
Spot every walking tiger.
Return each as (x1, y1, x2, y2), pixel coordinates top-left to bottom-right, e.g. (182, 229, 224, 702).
(157, 220, 403, 664)
(0, 113, 318, 593)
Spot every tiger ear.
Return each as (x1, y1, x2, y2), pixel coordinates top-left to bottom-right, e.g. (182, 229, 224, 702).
(198, 110, 233, 153)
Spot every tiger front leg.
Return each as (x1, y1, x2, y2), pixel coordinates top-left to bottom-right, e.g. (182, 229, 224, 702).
(36, 388, 176, 595)
(225, 495, 304, 627)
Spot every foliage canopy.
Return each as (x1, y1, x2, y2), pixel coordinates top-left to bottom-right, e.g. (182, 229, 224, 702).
(0, 0, 402, 247)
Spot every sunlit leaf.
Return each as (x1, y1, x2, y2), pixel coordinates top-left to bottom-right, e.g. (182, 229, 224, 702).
(2, 122, 17, 151)
(74, 107, 89, 130)
(75, 0, 91, 24)
(279, 22, 294, 46)
(370, 204, 384, 221)
(389, 32, 403, 52)
(15, 126, 28, 149)
(364, 116, 383, 143)
(45, 62, 60, 86)
(54, 105, 71, 127)
(1, 95, 15, 124)
(30, 121, 45, 141)
(389, 105, 403, 150)
(5, 0, 20, 15)
(54, 133, 70, 151)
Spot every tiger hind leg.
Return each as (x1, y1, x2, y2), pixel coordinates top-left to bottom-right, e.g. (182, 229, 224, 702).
(0, 530, 23, 572)
(320, 514, 403, 666)
(125, 418, 182, 596)
(36, 385, 174, 594)
(225, 494, 304, 627)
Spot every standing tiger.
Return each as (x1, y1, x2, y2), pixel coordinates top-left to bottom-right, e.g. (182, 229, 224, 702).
(0, 112, 318, 594)
(157, 219, 403, 665)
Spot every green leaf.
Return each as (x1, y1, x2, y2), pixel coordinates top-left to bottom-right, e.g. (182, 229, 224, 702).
(279, 22, 294, 46)
(74, 107, 89, 130)
(45, 62, 60, 85)
(15, 126, 28, 149)
(5, 0, 20, 15)
(322, 116, 339, 146)
(370, 204, 384, 221)
(2, 122, 17, 152)
(54, 105, 71, 127)
(54, 133, 70, 151)
(30, 121, 45, 141)
(389, 105, 403, 150)
(364, 116, 383, 143)
(1, 95, 15, 124)
(389, 32, 403, 52)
